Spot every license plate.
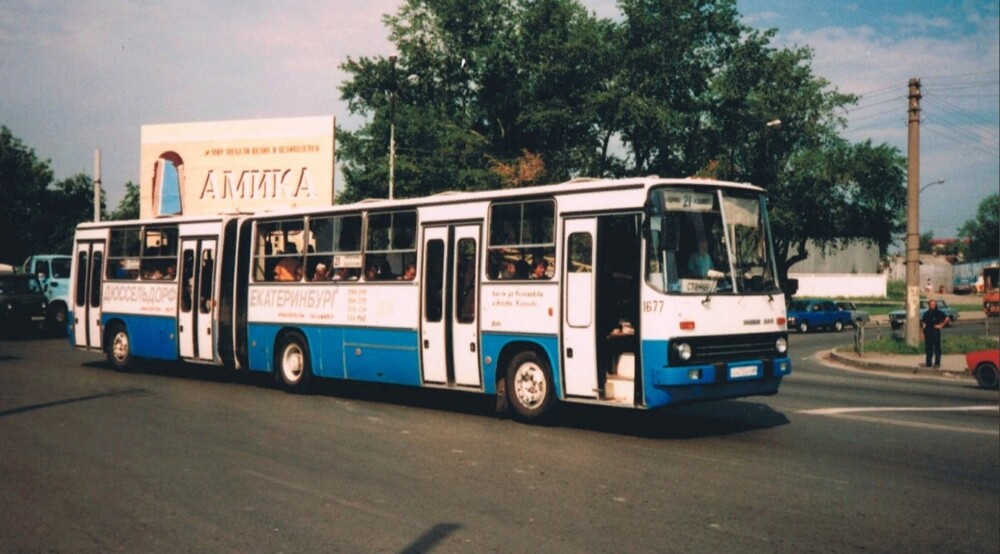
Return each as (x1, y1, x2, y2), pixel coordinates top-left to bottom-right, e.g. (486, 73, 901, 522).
(729, 365, 758, 379)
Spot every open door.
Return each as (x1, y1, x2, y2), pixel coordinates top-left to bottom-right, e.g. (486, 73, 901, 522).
(562, 218, 599, 398)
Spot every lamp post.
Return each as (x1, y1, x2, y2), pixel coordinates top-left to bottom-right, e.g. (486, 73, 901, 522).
(388, 54, 397, 201)
(919, 178, 944, 193)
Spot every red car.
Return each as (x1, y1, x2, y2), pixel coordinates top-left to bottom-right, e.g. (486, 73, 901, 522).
(965, 349, 999, 390)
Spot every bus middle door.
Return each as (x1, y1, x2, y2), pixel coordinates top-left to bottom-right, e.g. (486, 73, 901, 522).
(178, 238, 217, 362)
(420, 224, 482, 388)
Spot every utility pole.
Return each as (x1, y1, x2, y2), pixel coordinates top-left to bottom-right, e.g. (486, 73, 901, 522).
(93, 149, 102, 222)
(388, 54, 397, 201)
(904, 78, 921, 346)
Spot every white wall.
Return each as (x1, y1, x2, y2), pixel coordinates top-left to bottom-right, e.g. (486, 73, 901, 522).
(788, 273, 887, 298)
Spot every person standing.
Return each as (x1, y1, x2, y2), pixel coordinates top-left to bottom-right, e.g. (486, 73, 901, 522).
(920, 299, 947, 368)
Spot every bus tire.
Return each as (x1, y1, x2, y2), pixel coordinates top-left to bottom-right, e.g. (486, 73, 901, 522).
(106, 323, 133, 371)
(506, 351, 555, 421)
(833, 320, 844, 332)
(275, 332, 312, 393)
(798, 321, 809, 333)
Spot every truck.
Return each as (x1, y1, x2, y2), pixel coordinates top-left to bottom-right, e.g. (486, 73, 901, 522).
(23, 254, 73, 334)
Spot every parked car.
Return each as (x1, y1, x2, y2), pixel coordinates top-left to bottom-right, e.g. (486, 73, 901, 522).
(887, 299, 958, 330)
(23, 254, 73, 334)
(965, 349, 999, 390)
(786, 299, 853, 333)
(836, 301, 870, 327)
(0, 274, 48, 336)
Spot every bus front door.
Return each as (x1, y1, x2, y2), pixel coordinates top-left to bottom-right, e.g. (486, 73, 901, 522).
(420, 224, 482, 388)
(178, 238, 217, 362)
(562, 218, 599, 398)
(73, 241, 105, 350)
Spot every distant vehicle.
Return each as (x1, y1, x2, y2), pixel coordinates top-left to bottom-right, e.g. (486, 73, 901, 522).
(786, 299, 853, 333)
(0, 273, 48, 336)
(982, 266, 999, 317)
(23, 254, 72, 334)
(965, 349, 999, 390)
(836, 301, 870, 327)
(887, 299, 958, 330)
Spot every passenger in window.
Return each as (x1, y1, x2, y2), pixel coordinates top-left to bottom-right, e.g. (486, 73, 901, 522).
(529, 259, 549, 279)
(365, 265, 379, 281)
(311, 263, 329, 281)
(274, 257, 302, 281)
(164, 265, 176, 280)
(398, 264, 416, 281)
(331, 267, 354, 281)
(500, 261, 517, 279)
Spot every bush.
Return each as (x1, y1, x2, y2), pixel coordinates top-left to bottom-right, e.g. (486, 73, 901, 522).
(863, 334, 998, 355)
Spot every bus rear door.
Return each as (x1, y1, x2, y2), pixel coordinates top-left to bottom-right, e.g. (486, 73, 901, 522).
(73, 240, 105, 350)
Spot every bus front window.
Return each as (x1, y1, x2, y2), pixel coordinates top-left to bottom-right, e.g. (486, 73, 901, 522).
(645, 187, 779, 295)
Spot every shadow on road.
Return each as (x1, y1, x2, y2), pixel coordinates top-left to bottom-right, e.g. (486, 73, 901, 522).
(74, 359, 790, 438)
(0, 388, 149, 419)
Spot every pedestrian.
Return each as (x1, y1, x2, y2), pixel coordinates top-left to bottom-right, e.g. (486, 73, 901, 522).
(920, 299, 947, 368)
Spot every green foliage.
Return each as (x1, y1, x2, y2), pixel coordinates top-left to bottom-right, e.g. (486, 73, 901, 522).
(0, 125, 127, 261)
(958, 193, 999, 260)
(864, 334, 998, 355)
(336, 0, 907, 281)
(1, 125, 53, 262)
(108, 181, 140, 221)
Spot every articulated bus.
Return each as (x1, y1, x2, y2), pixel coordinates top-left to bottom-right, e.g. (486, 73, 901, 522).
(70, 177, 792, 420)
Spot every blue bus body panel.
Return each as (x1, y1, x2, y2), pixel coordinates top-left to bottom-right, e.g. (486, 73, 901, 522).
(641, 339, 790, 409)
(480, 332, 561, 397)
(102, 313, 178, 360)
(343, 327, 420, 385)
(248, 323, 420, 386)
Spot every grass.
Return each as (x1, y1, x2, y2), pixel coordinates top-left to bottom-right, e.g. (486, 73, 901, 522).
(861, 334, 998, 355)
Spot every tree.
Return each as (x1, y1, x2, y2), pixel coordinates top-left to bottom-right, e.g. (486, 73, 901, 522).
(0, 126, 51, 263)
(958, 193, 999, 260)
(336, 1, 907, 282)
(41, 173, 103, 254)
(109, 181, 140, 221)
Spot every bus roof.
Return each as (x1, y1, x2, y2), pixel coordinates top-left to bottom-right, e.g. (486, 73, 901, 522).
(78, 176, 764, 226)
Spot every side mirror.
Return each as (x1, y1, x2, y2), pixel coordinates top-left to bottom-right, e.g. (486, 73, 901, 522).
(783, 278, 798, 297)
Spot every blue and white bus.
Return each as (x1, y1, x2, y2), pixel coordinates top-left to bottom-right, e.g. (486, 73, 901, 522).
(70, 177, 792, 420)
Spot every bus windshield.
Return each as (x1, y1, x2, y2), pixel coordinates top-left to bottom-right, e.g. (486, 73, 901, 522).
(645, 186, 780, 295)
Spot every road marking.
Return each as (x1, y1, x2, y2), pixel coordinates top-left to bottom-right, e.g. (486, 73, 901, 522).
(800, 406, 998, 415)
(798, 406, 999, 435)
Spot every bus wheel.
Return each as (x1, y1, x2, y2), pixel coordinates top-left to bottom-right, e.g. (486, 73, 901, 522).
(798, 321, 809, 333)
(833, 320, 844, 332)
(106, 323, 133, 371)
(275, 332, 312, 393)
(506, 351, 554, 421)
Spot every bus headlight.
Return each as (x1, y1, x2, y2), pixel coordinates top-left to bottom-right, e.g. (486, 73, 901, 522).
(675, 342, 693, 361)
(775, 337, 788, 354)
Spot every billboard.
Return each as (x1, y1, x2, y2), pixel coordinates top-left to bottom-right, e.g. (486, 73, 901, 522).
(139, 116, 335, 218)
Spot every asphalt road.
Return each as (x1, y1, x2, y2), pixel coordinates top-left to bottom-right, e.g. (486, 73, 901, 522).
(1, 329, 997, 553)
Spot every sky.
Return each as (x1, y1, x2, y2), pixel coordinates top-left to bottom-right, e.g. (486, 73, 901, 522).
(1, 0, 997, 240)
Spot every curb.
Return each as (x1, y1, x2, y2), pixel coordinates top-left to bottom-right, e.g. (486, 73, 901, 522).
(826, 349, 972, 380)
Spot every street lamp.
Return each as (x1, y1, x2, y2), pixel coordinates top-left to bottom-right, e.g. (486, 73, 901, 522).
(388, 54, 398, 201)
(919, 178, 945, 193)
